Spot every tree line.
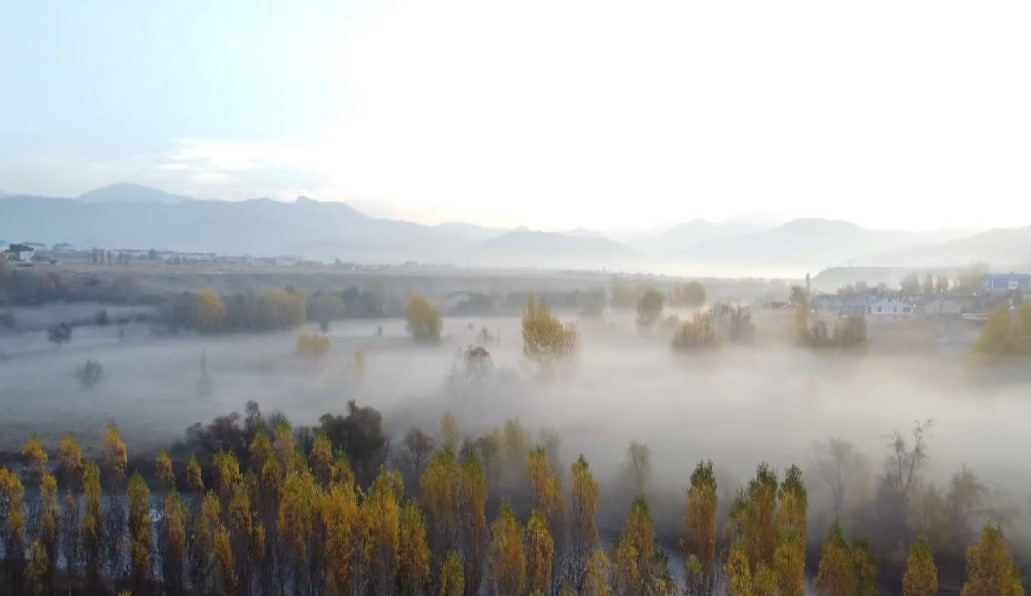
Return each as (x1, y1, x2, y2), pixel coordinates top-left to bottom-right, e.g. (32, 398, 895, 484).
(0, 405, 1023, 595)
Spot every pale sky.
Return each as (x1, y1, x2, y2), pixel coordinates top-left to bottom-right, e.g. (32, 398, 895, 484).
(2, 0, 1030, 231)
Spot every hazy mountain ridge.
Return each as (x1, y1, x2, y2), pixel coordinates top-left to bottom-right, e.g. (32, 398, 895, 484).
(0, 183, 1019, 273)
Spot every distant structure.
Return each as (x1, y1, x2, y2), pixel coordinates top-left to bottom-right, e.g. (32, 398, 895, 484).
(1, 243, 36, 263)
(983, 272, 1031, 294)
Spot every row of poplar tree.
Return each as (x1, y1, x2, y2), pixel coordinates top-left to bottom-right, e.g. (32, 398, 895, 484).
(0, 420, 1024, 595)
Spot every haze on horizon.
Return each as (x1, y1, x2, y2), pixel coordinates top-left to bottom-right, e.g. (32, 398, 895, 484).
(2, 0, 1030, 233)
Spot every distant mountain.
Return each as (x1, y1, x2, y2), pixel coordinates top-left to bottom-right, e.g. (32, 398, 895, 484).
(628, 218, 772, 254)
(671, 219, 985, 274)
(432, 222, 504, 242)
(474, 230, 637, 268)
(857, 226, 1030, 269)
(78, 183, 195, 204)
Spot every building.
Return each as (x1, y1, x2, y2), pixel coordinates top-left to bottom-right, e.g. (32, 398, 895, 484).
(3, 243, 36, 262)
(866, 298, 913, 320)
(920, 298, 963, 318)
(983, 273, 1031, 294)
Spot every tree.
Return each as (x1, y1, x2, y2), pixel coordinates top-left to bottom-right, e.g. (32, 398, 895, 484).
(194, 288, 228, 332)
(127, 472, 153, 590)
(298, 330, 331, 359)
(47, 322, 72, 346)
(732, 463, 779, 574)
(775, 466, 807, 596)
(569, 456, 600, 593)
(973, 305, 1020, 357)
(902, 536, 938, 596)
(160, 491, 188, 594)
(672, 312, 721, 352)
(81, 461, 104, 587)
(900, 272, 922, 294)
(584, 548, 613, 596)
(612, 495, 672, 596)
(624, 441, 652, 495)
(526, 510, 555, 596)
(885, 419, 933, 497)
(811, 438, 867, 518)
(727, 544, 754, 596)
(527, 446, 564, 544)
(398, 501, 432, 596)
(670, 281, 708, 309)
(278, 471, 318, 594)
(156, 449, 175, 493)
(962, 525, 1024, 596)
(438, 551, 465, 596)
(488, 503, 526, 596)
(441, 412, 460, 453)
(77, 359, 104, 388)
(684, 460, 718, 595)
(406, 293, 443, 344)
(957, 263, 989, 294)
(187, 455, 204, 493)
(364, 470, 403, 594)
(522, 295, 579, 365)
(321, 483, 360, 594)
(635, 287, 665, 328)
(814, 521, 851, 596)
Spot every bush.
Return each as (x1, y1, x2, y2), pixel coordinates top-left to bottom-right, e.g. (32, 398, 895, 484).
(298, 330, 331, 359)
(672, 312, 721, 352)
(77, 359, 104, 388)
(636, 287, 665, 328)
(670, 281, 707, 309)
(48, 322, 72, 345)
(94, 309, 110, 326)
(800, 315, 866, 349)
(709, 303, 755, 343)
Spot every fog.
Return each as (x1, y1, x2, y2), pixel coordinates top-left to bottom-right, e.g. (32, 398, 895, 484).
(3, 310, 1030, 509)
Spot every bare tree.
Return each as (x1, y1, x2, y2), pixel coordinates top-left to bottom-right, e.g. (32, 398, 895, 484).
(810, 438, 869, 517)
(884, 419, 933, 497)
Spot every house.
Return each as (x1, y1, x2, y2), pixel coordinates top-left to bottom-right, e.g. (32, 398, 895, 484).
(983, 273, 1031, 294)
(4, 243, 36, 262)
(866, 298, 913, 320)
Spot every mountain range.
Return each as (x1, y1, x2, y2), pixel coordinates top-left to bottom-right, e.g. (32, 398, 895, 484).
(1, 183, 1025, 275)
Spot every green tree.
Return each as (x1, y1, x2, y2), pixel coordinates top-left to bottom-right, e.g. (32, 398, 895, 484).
(635, 287, 665, 328)
(406, 293, 443, 343)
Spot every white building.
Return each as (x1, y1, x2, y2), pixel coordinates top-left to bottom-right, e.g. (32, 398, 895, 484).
(866, 298, 912, 320)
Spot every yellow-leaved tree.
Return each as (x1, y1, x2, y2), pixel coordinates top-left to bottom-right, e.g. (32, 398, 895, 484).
(684, 460, 718, 595)
(522, 295, 579, 365)
(406, 293, 443, 344)
(398, 500, 432, 596)
(902, 536, 938, 596)
(488, 502, 526, 596)
(569, 455, 600, 593)
(194, 288, 227, 333)
(961, 525, 1024, 596)
(526, 509, 555, 596)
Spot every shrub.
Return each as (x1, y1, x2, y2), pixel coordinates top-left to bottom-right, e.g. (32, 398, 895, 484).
(709, 303, 755, 343)
(298, 331, 330, 359)
(522, 295, 578, 363)
(77, 359, 104, 388)
(405, 294, 443, 344)
(94, 310, 110, 326)
(672, 312, 721, 352)
(48, 322, 72, 345)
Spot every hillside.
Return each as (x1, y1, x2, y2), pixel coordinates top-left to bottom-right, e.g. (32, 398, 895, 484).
(77, 182, 195, 204)
(474, 230, 638, 268)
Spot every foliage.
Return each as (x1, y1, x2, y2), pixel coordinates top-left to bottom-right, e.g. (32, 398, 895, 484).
(635, 287, 665, 328)
(672, 311, 721, 352)
(709, 303, 756, 343)
(902, 536, 938, 596)
(684, 460, 718, 595)
(319, 400, 390, 487)
(972, 304, 1031, 357)
(77, 359, 104, 388)
(194, 288, 228, 332)
(962, 525, 1024, 596)
(813, 521, 878, 596)
(522, 295, 579, 364)
(670, 281, 708, 309)
(526, 509, 555, 595)
(406, 293, 443, 344)
(47, 322, 72, 345)
(297, 330, 331, 358)
(488, 502, 526, 596)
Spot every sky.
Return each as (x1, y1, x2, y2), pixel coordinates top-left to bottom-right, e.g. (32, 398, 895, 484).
(2, 0, 1030, 232)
